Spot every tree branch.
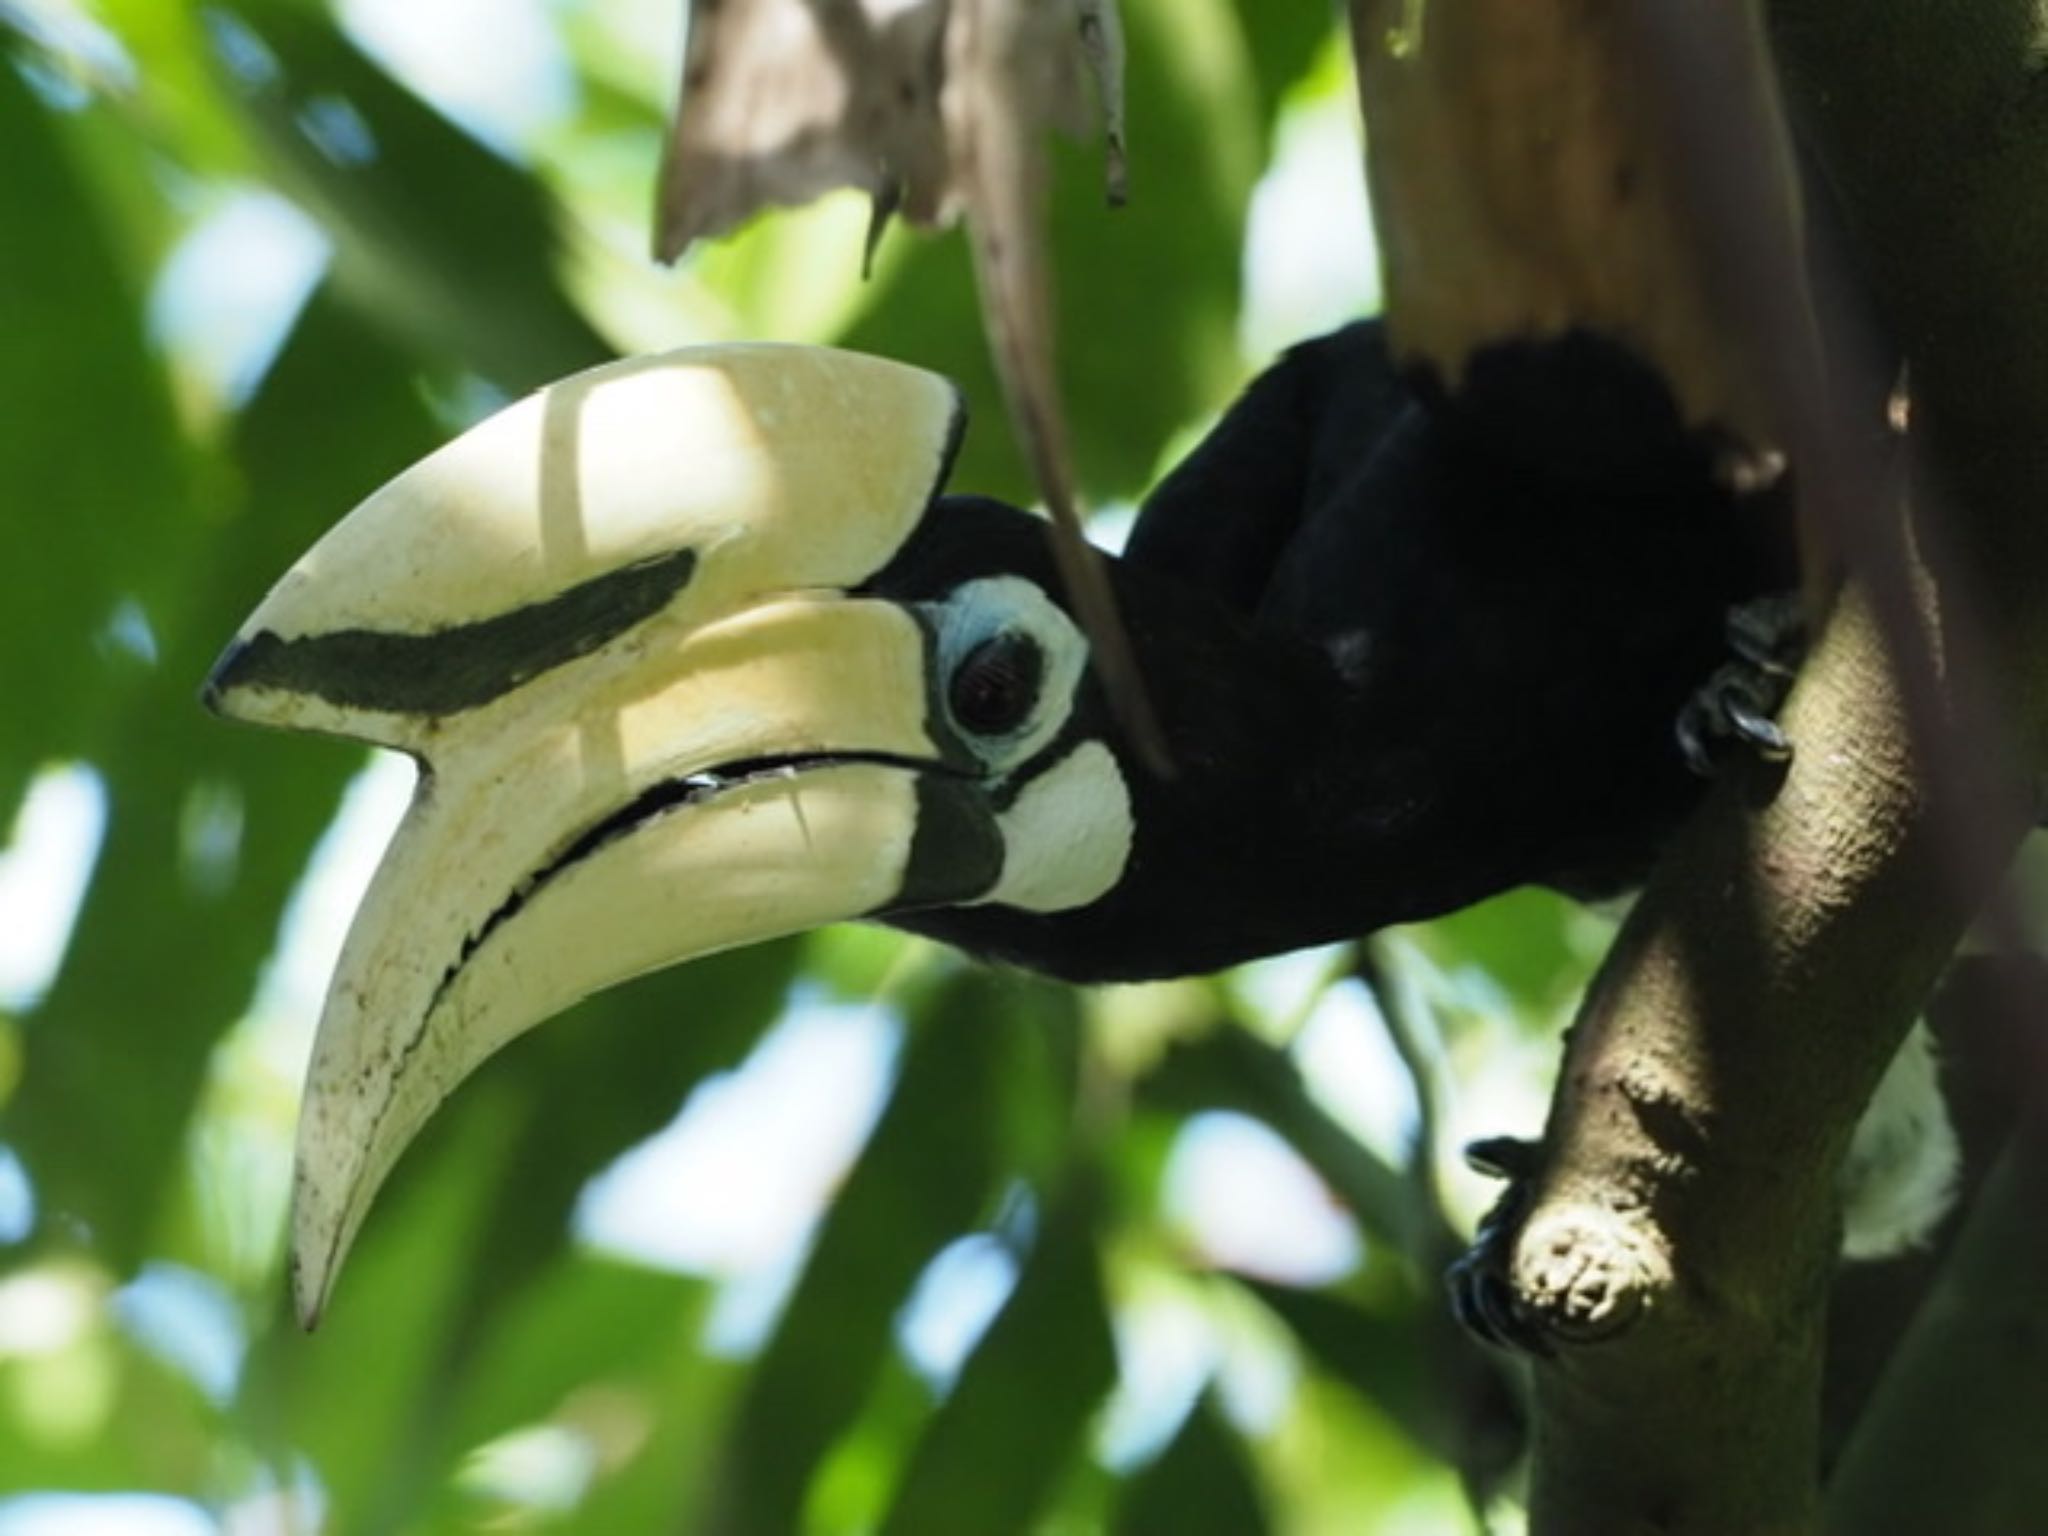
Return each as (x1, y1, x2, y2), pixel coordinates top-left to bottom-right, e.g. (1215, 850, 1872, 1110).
(1351, 0, 2048, 1528)
(1519, 589, 2018, 1531)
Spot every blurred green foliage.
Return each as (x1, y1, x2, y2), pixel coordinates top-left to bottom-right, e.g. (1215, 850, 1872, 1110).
(0, 2, 1607, 1529)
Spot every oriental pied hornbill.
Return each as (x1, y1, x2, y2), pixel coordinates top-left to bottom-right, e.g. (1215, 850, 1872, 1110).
(206, 323, 1952, 1329)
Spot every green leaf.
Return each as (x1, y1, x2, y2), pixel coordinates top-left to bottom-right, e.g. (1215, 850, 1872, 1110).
(0, 58, 192, 820)
(238, 1080, 519, 1535)
(1238, 1278, 1436, 1453)
(878, 1171, 1116, 1536)
(209, 2, 611, 389)
(10, 292, 440, 1270)
(439, 1251, 707, 1458)
(1231, 0, 1339, 125)
(429, 941, 799, 1361)
(1238, 1277, 1523, 1489)
(1115, 1395, 1269, 1536)
(0, 1316, 222, 1495)
(563, 1310, 746, 1536)
(1139, 1027, 1414, 1249)
(801, 1350, 944, 1536)
(701, 970, 1032, 1534)
(1405, 887, 1596, 1022)
(278, 947, 797, 1527)
(412, 1252, 724, 1534)
(94, 0, 258, 180)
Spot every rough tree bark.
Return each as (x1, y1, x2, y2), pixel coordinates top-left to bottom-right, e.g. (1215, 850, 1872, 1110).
(1775, 6, 2048, 1528)
(1354, 1, 2048, 1529)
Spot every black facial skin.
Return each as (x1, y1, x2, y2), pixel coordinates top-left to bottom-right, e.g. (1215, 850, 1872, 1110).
(868, 324, 1787, 985)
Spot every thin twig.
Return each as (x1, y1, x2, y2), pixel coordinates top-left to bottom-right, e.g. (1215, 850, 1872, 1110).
(1354, 941, 1513, 1535)
(1353, 940, 1449, 1260)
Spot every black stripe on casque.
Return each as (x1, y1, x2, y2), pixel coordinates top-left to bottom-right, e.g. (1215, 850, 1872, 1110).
(204, 547, 697, 717)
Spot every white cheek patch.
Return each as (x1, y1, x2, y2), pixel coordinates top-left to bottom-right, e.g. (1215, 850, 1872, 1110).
(979, 741, 1133, 913)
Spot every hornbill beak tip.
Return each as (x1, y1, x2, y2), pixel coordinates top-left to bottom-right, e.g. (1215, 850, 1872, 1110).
(199, 639, 245, 717)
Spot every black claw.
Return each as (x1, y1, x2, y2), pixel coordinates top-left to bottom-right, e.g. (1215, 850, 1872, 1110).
(1726, 703, 1792, 761)
(1446, 1144, 1554, 1356)
(1476, 1275, 1540, 1353)
(1447, 1254, 1486, 1335)
(1676, 697, 1720, 778)
(1724, 592, 1806, 675)
(1677, 591, 1807, 777)
(1446, 1253, 1506, 1346)
(1447, 1233, 1553, 1356)
(1463, 1134, 1538, 1181)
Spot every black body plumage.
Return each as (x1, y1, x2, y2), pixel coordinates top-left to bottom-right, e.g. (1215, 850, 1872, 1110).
(882, 321, 1789, 981)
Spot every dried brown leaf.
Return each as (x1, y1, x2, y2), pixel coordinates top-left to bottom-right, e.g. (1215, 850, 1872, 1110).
(656, 0, 1126, 261)
(656, 0, 1165, 771)
(654, 0, 953, 263)
(1075, 0, 1128, 205)
(942, 0, 1166, 772)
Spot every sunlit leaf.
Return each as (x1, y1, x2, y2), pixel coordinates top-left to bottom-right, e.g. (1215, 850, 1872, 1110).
(562, 1305, 746, 1535)
(433, 941, 800, 1357)
(1406, 886, 1597, 1022)
(802, 1350, 940, 1535)
(1114, 1394, 1269, 1536)
(0, 57, 192, 822)
(0, 1303, 220, 1494)
(877, 1168, 1114, 1536)
(239, 1082, 518, 1533)
(1238, 1276, 1522, 1500)
(95, 0, 256, 178)
(440, 1251, 708, 1459)
(702, 969, 1039, 1533)
(1140, 1026, 1415, 1251)
(10, 293, 438, 1270)
(1231, 0, 1337, 124)
(415, 1254, 718, 1532)
(208, 2, 611, 388)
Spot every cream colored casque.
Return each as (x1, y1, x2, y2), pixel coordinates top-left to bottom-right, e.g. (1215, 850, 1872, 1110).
(206, 345, 1130, 1326)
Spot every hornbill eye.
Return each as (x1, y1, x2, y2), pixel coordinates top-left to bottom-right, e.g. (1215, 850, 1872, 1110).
(948, 630, 1045, 738)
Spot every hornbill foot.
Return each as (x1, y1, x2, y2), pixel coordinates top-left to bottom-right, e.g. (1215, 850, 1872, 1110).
(1676, 592, 1807, 777)
(1446, 1136, 1554, 1356)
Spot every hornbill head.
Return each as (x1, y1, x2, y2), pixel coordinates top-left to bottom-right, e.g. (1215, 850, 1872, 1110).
(208, 345, 1200, 1325)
